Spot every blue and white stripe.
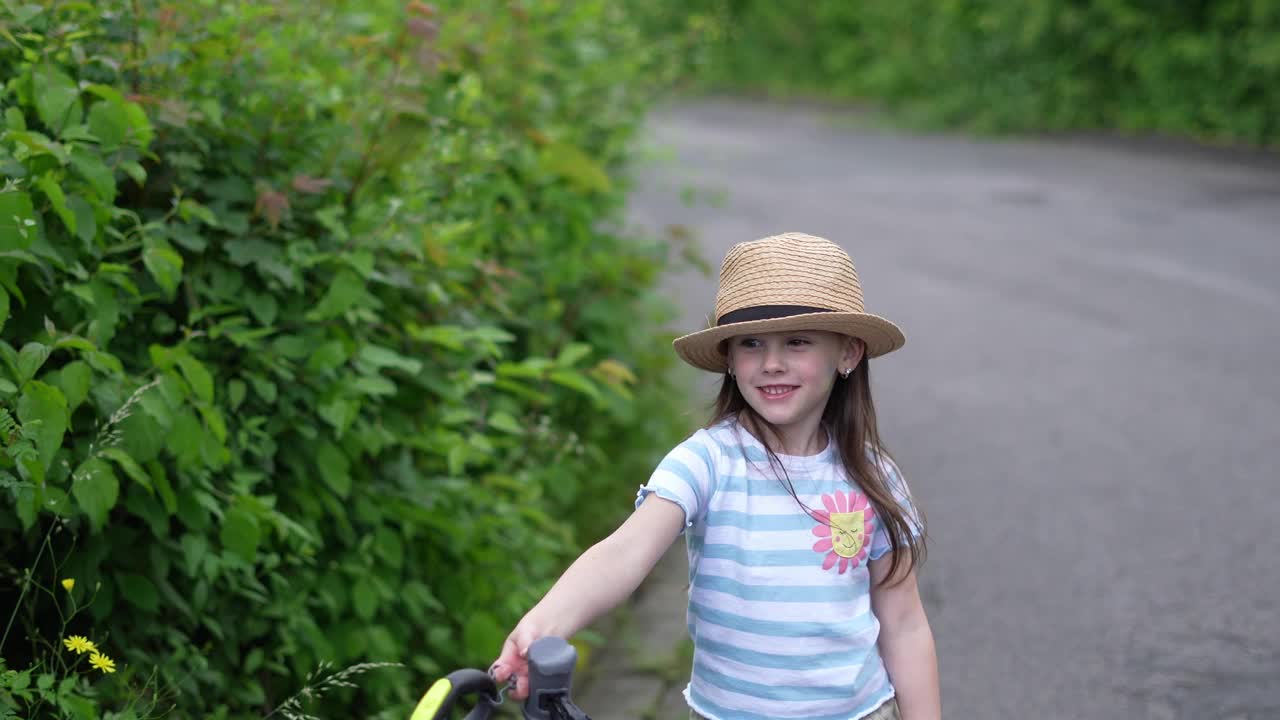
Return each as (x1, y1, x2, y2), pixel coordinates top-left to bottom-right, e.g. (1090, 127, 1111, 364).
(635, 419, 919, 720)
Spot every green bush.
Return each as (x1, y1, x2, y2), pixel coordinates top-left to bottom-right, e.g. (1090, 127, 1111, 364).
(642, 0, 1280, 145)
(0, 1, 694, 717)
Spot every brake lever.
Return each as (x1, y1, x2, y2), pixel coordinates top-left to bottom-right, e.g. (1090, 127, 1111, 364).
(547, 696, 592, 720)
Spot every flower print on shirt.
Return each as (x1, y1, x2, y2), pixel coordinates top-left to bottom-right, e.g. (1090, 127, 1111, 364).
(811, 490, 874, 573)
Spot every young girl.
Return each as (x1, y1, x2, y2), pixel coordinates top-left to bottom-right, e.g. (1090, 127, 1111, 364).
(492, 232, 941, 720)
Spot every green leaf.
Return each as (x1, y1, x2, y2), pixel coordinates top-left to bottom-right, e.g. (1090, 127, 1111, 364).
(13, 484, 38, 524)
(120, 160, 147, 186)
(314, 204, 349, 241)
(352, 375, 396, 396)
(539, 142, 613, 193)
(118, 408, 164, 464)
(493, 377, 551, 404)
(305, 269, 364, 320)
(175, 353, 214, 403)
(33, 64, 82, 133)
(374, 525, 404, 569)
(46, 485, 75, 514)
(315, 442, 351, 497)
(352, 580, 378, 620)
(54, 335, 97, 353)
(69, 148, 115, 202)
(68, 194, 96, 246)
(196, 403, 227, 444)
(357, 344, 422, 374)
(345, 250, 375, 277)
(148, 343, 178, 370)
(178, 198, 217, 227)
(58, 674, 77, 697)
(35, 174, 75, 235)
(447, 444, 467, 476)
(0, 340, 18, 379)
(16, 342, 50, 385)
(86, 280, 120, 347)
(151, 463, 177, 514)
(556, 342, 592, 367)
(549, 369, 602, 404)
(248, 374, 277, 404)
(463, 612, 507, 660)
(305, 340, 348, 373)
(488, 411, 524, 435)
(99, 447, 152, 492)
(228, 379, 246, 409)
(18, 381, 67, 472)
(71, 457, 118, 532)
(168, 410, 204, 468)
(224, 239, 296, 287)
(409, 324, 465, 351)
(5, 106, 25, 130)
(0, 190, 37, 251)
(244, 291, 278, 325)
(270, 334, 309, 359)
(123, 101, 153, 148)
(245, 648, 264, 674)
(497, 357, 553, 379)
(143, 245, 184, 297)
(220, 502, 260, 564)
(8, 670, 30, 692)
(117, 572, 158, 611)
(53, 360, 91, 410)
(84, 84, 125, 104)
(317, 397, 358, 434)
(62, 695, 97, 720)
(87, 99, 128, 149)
(6, 130, 68, 164)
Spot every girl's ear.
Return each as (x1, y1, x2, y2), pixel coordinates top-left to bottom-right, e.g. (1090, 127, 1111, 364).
(844, 337, 866, 369)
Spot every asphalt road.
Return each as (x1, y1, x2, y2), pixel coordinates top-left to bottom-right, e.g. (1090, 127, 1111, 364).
(624, 99, 1280, 720)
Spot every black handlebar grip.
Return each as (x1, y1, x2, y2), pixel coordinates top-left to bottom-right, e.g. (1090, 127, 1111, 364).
(412, 668, 500, 720)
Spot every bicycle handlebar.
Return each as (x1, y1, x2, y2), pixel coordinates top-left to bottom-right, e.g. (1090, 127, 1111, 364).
(411, 637, 592, 720)
(411, 668, 501, 720)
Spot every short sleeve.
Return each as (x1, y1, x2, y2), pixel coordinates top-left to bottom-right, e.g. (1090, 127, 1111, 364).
(868, 452, 923, 561)
(635, 429, 718, 533)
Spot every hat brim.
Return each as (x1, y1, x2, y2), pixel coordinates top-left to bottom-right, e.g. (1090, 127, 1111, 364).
(672, 311, 905, 373)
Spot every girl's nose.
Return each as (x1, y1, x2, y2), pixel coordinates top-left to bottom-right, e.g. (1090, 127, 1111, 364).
(762, 345, 786, 373)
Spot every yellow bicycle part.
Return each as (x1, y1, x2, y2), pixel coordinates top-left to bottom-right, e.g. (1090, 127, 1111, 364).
(410, 677, 453, 720)
(410, 669, 502, 720)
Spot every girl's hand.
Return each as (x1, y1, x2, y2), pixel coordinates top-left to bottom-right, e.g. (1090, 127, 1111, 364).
(490, 623, 541, 701)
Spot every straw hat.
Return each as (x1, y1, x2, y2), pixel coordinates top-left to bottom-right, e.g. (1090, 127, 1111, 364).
(673, 232, 905, 372)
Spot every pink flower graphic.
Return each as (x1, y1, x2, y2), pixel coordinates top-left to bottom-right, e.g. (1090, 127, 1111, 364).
(811, 490, 874, 574)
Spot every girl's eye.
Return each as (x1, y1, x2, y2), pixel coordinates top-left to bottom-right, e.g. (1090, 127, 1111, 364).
(788, 338, 811, 346)
(737, 338, 760, 348)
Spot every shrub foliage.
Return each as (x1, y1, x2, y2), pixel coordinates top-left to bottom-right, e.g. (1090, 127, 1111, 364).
(0, 1, 691, 716)
(647, 0, 1280, 145)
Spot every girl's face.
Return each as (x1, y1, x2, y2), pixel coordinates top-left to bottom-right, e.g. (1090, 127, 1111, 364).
(727, 330, 863, 450)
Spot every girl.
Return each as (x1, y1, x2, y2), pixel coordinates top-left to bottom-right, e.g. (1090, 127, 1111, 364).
(492, 232, 940, 720)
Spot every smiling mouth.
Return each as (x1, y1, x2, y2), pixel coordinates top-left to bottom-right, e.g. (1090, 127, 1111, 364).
(758, 385, 798, 398)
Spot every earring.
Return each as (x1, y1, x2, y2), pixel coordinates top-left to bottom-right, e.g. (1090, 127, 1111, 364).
(840, 368, 852, 379)
(727, 367, 734, 377)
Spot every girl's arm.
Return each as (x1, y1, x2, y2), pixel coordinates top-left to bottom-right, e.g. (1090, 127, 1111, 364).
(870, 555, 941, 720)
(491, 494, 687, 699)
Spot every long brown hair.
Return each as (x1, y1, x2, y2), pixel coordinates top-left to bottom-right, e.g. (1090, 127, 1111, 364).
(707, 354, 926, 586)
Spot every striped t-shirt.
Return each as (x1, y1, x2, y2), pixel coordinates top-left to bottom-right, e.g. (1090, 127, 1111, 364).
(635, 418, 920, 720)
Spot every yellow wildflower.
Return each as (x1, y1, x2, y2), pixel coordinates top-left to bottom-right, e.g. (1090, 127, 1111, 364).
(88, 652, 116, 674)
(61, 578, 75, 591)
(63, 635, 95, 654)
